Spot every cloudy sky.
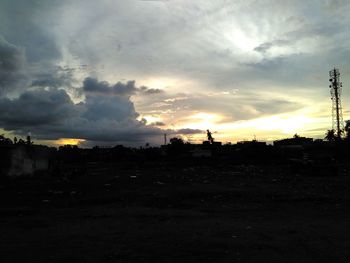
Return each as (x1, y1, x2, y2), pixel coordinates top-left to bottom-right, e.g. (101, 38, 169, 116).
(0, 0, 350, 146)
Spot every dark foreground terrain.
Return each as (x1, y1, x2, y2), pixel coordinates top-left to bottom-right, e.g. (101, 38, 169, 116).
(1, 163, 350, 263)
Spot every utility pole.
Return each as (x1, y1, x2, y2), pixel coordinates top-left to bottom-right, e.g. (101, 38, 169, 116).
(164, 133, 167, 145)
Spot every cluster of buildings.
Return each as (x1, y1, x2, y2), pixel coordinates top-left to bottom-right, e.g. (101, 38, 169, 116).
(0, 140, 52, 177)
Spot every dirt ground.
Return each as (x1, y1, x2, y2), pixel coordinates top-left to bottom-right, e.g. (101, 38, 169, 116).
(0, 163, 349, 263)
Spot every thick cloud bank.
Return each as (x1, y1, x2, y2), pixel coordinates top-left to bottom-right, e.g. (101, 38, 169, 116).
(0, 77, 201, 144)
(0, 78, 164, 143)
(83, 77, 163, 97)
(0, 36, 27, 94)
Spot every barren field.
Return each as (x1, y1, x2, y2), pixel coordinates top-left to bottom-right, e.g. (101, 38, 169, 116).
(1, 163, 349, 263)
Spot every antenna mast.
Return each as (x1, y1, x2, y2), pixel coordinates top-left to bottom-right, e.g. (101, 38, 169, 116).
(329, 68, 344, 138)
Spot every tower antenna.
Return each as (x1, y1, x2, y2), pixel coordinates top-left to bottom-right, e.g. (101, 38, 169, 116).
(329, 68, 344, 138)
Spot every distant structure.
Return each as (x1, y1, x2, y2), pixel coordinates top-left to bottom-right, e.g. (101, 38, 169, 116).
(206, 130, 214, 144)
(274, 136, 313, 147)
(164, 133, 167, 145)
(203, 130, 222, 146)
(329, 68, 344, 138)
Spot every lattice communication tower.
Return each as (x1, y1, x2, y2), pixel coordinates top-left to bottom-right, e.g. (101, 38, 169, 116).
(329, 68, 344, 138)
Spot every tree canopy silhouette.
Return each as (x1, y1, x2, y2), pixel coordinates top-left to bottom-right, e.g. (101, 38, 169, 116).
(325, 129, 336, 142)
(169, 137, 184, 145)
(345, 120, 350, 140)
(0, 134, 13, 145)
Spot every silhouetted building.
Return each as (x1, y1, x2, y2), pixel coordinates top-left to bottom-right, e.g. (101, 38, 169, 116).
(237, 140, 267, 147)
(273, 137, 313, 147)
(1, 144, 52, 177)
(202, 141, 222, 147)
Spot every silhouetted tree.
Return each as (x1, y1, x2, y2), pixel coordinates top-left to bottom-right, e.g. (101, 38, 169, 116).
(26, 135, 32, 145)
(169, 137, 184, 145)
(17, 138, 26, 145)
(59, 144, 79, 151)
(167, 137, 189, 157)
(325, 129, 336, 142)
(345, 120, 350, 140)
(0, 134, 13, 145)
(293, 133, 300, 139)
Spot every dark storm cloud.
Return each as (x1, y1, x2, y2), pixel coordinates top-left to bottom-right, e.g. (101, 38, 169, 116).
(83, 77, 163, 97)
(0, 79, 166, 143)
(31, 66, 75, 89)
(0, 1, 67, 97)
(0, 0, 61, 63)
(0, 88, 79, 128)
(0, 37, 25, 72)
(0, 36, 27, 94)
(139, 86, 163, 95)
(83, 93, 138, 122)
(83, 77, 137, 96)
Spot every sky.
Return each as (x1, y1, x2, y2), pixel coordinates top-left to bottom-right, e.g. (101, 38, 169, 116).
(0, 0, 350, 147)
